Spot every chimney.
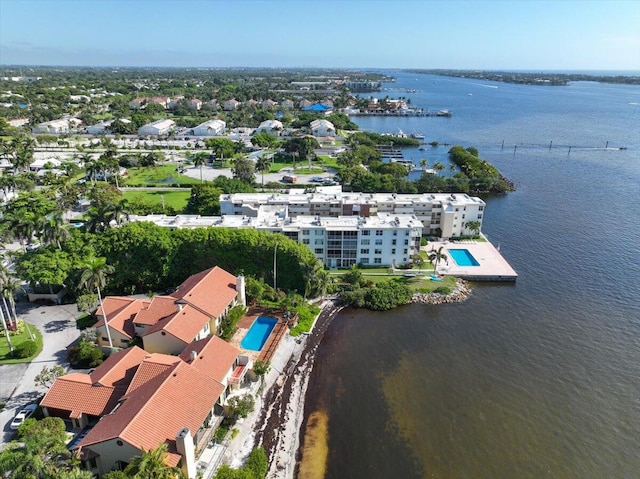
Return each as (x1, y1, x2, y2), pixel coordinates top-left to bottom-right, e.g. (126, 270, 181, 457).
(175, 428, 196, 479)
(190, 350, 197, 362)
(237, 276, 246, 307)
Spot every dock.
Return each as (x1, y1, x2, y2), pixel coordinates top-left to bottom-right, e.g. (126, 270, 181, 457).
(433, 240, 518, 282)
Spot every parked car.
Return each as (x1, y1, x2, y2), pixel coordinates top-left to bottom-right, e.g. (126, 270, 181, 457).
(311, 176, 324, 182)
(10, 404, 38, 430)
(322, 179, 336, 186)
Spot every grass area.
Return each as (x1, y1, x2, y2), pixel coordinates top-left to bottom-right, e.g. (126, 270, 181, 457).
(123, 190, 191, 212)
(122, 165, 200, 186)
(76, 313, 98, 330)
(329, 266, 458, 291)
(0, 323, 44, 365)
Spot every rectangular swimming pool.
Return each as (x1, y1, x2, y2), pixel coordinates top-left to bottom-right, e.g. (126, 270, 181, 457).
(241, 316, 277, 351)
(448, 248, 480, 267)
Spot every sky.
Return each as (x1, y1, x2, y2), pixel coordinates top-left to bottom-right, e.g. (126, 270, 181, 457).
(0, 0, 639, 71)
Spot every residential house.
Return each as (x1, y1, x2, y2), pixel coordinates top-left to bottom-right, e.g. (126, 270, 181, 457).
(310, 119, 335, 137)
(32, 119, 70, 134)
(139, 267, 244, 354)
(261, 99, 277, 109)
(192, 119, 226, 136)
(7, 118, 29, 128)
(298, 99, 313, 109)
(208, 99, 219, 110)
(128, 98, 146, 109)
(255, 119, 283, 136)
(76, 354, 227, 478)
(223, 99, 240, 111)
(40, 346, 148, 430)
(245, 99, 258, 109)
(29, 157, 61, 172)
(94, 297, 151, 349)
(147, 97, 171, 109)
(138, 119, 175, 136)
(281, 99, 294, 109)
(188, 99, 202, 110)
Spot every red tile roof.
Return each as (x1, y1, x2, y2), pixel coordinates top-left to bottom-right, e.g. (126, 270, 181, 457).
(78, 358, 225, 467)
(142, 304, 211, 345)
(180, 335, 239, 383)
(95, 297, 150, 339)
(170, 266, 238, 320)
(124, 353, 181, 395)
(133, 296, 177, 326)
(41, 347, 147, 417)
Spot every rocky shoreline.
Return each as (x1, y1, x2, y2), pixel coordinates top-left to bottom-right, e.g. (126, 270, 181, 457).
(411, 278, 471, 304)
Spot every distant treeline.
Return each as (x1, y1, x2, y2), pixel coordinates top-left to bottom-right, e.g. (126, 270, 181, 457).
(407, 69, 640, 86)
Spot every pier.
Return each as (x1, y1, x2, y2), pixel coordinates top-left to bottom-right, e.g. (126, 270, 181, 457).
(347, 109, 453, 117)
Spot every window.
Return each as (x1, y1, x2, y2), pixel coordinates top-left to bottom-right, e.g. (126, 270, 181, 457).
(314, 248, 324, 254)
(302, 229, 310, 235)
(393, 230, 397, 236)
(361, 258, 369, 264)
(403, 249, 408, 254)
(315, 230, 323, 235)
(405, 231, 410, 235)
(404, 239, 409, 245)
(391, 248, 396, 254)
(315, 239, 324, 245)
(375, 230, 383, 236)
(374, 249, 382, 254)
(303, 239, 310, 245)
(362, 230, 370, 236)
(361, 239, 370, 245)
(101, 337, 108, 342)
(375, 239, 383, 245)
(360, 249, 369, 254)
(392, 239, 397, 245)
(374, 258, 382, 264)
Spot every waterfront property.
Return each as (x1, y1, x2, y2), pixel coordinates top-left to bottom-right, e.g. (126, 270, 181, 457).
(128, 211, 423, 269)
(433, 241, 518, 281)
(219, 191, 486, 239)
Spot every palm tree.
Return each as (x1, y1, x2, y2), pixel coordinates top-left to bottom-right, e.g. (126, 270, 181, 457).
(42, 212, 70, 250)
(433, 161, 445, 176)
(428, 246, 448, 275)
(419, 159, 428, 171)
(105, 199, 129, 226)
(190, 152, 207, 183)
(123, 443, 185, 479)
(255, 156, 271, 190)
(0, 300, 13, 353)
(465, 220, 481, 239)
(79, 256, 114, 349)
(0, 275, 33, 340)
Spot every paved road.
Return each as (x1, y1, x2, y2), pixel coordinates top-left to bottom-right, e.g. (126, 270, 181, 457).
(0, 302, 81, 446)
(180, 164, 338, 186)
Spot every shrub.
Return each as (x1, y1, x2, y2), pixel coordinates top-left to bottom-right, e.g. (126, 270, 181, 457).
(245, 447, 268, 478)
(68, 339, 105, 368)
(13, 340, 37, 358)
(226, 394, 255, 420)
(433, 285, 452, 295)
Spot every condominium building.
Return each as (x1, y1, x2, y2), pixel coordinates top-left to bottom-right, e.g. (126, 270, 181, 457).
(219, 191, 485, 239)
(128, 211, 423, 269)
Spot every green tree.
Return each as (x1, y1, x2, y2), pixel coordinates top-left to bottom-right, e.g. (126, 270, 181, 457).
(15, 249, 72, 294)
(232, 157, 255, 185)
(244, 447, 268, 478)
(428, 246, 448, 275)
(227, 393, 255, 420)
(465, 220, 481, 238)
(189, 151, 208, 183)
(184, 184, 223, 215)
(205, 137, 236, 165)
(78, 256, 114, 348)
(254, 156, 271, 190)
(251, 131, 279, 148)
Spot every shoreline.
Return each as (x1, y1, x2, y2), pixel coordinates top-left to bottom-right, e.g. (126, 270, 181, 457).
(252, 298, 345, 479)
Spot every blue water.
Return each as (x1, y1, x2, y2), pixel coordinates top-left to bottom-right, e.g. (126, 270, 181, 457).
(448, 248, 480, 267)
(304, 71, 640, 479)
(240, 316, 277, 351)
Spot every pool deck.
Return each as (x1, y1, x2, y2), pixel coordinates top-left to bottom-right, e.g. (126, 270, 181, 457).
(432, 240, 518, 282)
(230, 307, 289, 364)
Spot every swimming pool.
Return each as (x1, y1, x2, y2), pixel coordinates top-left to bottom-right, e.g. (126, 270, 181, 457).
(448, 249, 480, 267)
(241, 316, 278, 351)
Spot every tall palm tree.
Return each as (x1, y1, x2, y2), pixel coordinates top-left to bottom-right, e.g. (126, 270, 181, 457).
(428, 246, 448, 275)
(0, 275, 33, 340)
(123, 443, 185, 479)
(105, 199, 129, 227)
(419, 159, 428, 171)
(255, 156, 271, 191)
(190, 152, 207, 183)
(79, 256, 114, 349)
(0, 299, 13, 353)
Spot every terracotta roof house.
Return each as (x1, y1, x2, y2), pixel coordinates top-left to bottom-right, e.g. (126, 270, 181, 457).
(94, 297, 151, 349)
(137, 266, 246, 355)
(76, 354, 226, 479)
(180, 334, 249, 390)
(281, 99, 295, 109)
(223, 99, 240, 111)
(40, 346, 148, 430)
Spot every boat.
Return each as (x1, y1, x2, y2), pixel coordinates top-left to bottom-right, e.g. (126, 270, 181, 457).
(436, 109, 453, 117)
(419, 146, 426, 151)
(410, 132, 425, 139)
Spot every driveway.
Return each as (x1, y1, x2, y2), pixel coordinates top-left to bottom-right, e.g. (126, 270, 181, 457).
(0, 302, 81, 446)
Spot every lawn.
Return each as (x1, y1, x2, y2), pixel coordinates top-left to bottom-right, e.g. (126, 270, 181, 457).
(0, 323, 44, 365)
(123, 165, 200, 186)
(123, 190, 191, 212)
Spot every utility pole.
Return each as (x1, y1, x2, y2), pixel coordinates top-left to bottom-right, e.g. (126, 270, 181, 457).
(273, 241, 278, 291)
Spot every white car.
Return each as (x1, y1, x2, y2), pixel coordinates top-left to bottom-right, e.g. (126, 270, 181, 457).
(10, 404, 38, 430)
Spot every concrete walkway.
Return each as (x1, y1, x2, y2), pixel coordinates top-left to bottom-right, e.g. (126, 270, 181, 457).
(0, 302, 81, 446)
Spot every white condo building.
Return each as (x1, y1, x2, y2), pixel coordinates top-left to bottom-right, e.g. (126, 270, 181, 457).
(193, 119, 226, 136)
(128, 211, 423, 269)
(138, 119, 175, 136)
(219, 191, 485, 239)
